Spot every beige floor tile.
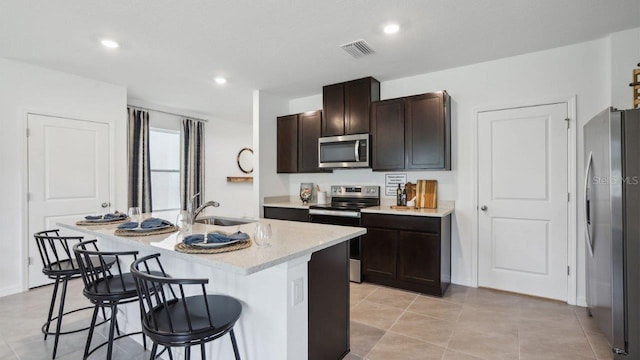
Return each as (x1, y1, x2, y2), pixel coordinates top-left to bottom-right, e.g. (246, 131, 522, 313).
(456, 307, 519, 336)
(343, 353, 363, 360)
(585, 331, 614, 360)
(351, 300, 404, 331)
(520, 329, 595, 359)
(575, 308, 605, 335)
(448, 328, 518, 360)
(407, 295, 462, 322)
(367, 332, 446, 360)
(350, 282, 379, 305)
(365, 286, 418, 310)
(440, 284, 469, 304)
(390, 311, 455, 347)
(442, 349, 484, 360)
(350, 321, 386, 357)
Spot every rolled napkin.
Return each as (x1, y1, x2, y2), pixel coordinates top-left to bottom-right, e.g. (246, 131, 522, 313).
(117, 222, 139, 229)
(183, 231, 250, 245)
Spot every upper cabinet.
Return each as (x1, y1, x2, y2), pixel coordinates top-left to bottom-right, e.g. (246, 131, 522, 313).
(322, 77, 380, 136)
(371, 91, 451, 171)
(277, 110, 328, 174)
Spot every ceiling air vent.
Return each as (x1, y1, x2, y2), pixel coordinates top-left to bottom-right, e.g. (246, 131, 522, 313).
(340, 39, 375, 58)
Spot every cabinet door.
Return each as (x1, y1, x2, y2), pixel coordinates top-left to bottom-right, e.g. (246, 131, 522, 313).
(322, 83, 345, 136)
(277, 115, 298, 173)
(361, 228, 397, 279)
(406, 92, 450, 170)
(298, 111, 323, 173)
(345, 78, 371, 135)
(397, 231, 440, 286)
(371, 99, 405, 171)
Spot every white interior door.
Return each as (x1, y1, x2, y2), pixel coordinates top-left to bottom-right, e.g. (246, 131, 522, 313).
(27, 114, 111, 288)
(478, 103, 568, 300)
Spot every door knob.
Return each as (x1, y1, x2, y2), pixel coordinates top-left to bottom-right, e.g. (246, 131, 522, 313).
(101, 202, 110, 208)
(480, 205, 488, 211)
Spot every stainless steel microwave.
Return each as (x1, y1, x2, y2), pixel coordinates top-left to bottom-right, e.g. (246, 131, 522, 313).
(318, 133, 370, 168)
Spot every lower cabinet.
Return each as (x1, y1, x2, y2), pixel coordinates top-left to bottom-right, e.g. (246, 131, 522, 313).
(361, 213, 451, 296)
(263, 207, 309, 222)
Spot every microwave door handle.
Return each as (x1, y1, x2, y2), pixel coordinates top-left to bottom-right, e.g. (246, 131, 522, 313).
(354, 140, 360, 162)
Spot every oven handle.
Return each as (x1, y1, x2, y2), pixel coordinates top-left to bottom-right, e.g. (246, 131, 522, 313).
(354, 140, 360, 162)
(308, 209, 361, 218)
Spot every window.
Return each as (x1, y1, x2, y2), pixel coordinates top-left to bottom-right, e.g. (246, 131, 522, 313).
(149, 128, 180, 211)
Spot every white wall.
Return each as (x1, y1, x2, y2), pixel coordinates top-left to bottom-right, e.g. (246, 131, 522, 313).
(0, 58, 127, 296)
(253, 90, 290, 217)
(287, 37, 618, 303)
(127, 100, 255, 219)
(610, 27, 640, 109)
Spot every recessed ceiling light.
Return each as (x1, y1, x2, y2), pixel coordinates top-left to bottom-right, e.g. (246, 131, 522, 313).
(100, 39, 119, 49)
(383, 23, 400, 34)
(214, 77, 227, 85)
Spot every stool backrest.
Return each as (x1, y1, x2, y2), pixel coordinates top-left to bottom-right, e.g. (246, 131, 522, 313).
(131, 254, 213, 334)
(73, 240, 138, 296)
(33, 229, 87, 272)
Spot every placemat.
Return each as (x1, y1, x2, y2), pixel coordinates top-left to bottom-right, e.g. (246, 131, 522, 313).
(174, 239, 252, 254)
(114, 226, 179, 237)
(76, 218, 130, 226)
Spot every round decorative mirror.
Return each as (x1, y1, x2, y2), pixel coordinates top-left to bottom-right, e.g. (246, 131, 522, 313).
(237, 147, 254, 174)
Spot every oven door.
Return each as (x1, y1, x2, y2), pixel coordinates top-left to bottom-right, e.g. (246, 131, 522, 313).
(318, 134, 369, 168)
(308, 210, 362, 283)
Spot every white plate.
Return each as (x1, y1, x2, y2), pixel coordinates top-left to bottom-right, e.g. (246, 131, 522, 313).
(190, 239, 242, 248)
(122, 224, 172, 232)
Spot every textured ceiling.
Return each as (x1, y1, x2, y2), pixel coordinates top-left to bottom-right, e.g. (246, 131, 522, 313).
(1, 0, 638, 122)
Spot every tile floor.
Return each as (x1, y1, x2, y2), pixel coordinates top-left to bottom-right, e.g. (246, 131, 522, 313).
(0, 279, 613, 359)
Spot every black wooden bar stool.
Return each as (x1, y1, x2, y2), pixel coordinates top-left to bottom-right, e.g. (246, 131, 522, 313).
(33, 230, 113, 359)
(73, 240, 152, 360)
(131, 253, 243, 360)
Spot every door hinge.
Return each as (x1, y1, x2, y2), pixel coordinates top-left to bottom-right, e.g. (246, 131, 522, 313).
(565, 118, 570, 129)
(567, 192, 570, 202)
(28, 256, 32, 265)
(26, 192, 30, 201)
(26, 128, 30, 137)
(567, 266, 570, 275)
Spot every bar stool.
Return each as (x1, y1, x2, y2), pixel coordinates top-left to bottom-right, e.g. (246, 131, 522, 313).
(33, 230, 113, 359)
(73, 240, 153, 360)
(131, 253, 243, 359)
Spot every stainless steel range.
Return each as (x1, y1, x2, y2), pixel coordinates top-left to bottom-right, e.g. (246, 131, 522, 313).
(309, 185, 380, 282)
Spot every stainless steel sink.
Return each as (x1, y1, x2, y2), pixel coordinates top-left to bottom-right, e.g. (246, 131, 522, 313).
(195, 216, 256, 227)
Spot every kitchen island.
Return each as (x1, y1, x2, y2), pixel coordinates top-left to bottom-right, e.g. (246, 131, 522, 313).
(59, 215, 365, 360)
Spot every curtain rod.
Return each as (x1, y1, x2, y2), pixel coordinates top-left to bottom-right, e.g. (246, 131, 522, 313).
(127, 105, 209, 123)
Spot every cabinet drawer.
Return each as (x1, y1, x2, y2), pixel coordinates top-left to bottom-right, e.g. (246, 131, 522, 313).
(361, 213, 440, 233)
(264, 207, 309, 222)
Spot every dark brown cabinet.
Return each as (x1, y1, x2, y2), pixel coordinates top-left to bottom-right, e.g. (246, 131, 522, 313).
(371, 91, 451, 171)
(277, 110, 327, 174)
(322, 77, 380, 136)
(263, 207, 309, 222)
(361, 213, 451, 296)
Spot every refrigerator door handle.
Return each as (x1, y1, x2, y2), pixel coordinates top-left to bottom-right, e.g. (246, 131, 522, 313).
(584, 152, 594, 257)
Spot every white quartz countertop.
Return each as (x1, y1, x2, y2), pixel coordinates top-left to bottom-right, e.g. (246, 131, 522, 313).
(58, 215, 365, 276)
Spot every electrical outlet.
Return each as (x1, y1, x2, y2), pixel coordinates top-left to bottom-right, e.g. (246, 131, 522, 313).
(292, 278, 304, 305)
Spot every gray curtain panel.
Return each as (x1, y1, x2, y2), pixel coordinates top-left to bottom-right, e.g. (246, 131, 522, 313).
(180, 118, 205, 210)
(127, 108, 153, 212)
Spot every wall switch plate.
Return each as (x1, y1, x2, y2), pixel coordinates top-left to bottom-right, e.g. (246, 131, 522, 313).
(292, 278, 304, 306)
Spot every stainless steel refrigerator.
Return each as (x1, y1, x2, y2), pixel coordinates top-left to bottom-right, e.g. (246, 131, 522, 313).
(585, 107, 640, 358)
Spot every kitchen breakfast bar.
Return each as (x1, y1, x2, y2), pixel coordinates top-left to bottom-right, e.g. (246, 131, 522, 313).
(58, 215, 365, 360)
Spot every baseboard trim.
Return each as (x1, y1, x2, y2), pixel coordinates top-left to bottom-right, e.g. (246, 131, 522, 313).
(576, 296, 587, 307)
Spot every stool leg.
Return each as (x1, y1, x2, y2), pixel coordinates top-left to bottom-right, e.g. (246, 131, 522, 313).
(230, 329, 241, 360)
(149, 343, 157, 360)
(184, 346, 190, 360)
(139, 309, 147, 350)
(43, 276, 60, 340)
(84, 305, 99, 360)
(200, 343, 205, 360)
(106, 303, 119, 360)
(52, 277, 69, 359)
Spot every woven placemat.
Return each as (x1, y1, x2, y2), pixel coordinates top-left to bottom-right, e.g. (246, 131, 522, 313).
(174, 239, 252, 254)
(114, 226, 179, 237)
(76, 218, 130, 226)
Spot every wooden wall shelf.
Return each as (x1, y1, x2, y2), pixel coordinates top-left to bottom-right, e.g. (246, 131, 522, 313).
(227, 176, 253, 183)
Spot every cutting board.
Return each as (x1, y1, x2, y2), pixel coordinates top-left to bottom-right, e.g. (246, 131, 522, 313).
(416, 180, 437, 209)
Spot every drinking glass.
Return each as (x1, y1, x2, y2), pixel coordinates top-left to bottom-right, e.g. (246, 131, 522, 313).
(128, 207, 142, 223)
(254, 223, 272, 248)
(175, 211, 192, 236)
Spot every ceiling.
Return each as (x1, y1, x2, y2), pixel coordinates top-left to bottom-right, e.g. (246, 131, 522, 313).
(1, 1, 638, 122)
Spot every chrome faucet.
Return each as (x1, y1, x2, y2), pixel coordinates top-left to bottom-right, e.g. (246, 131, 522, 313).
(188, 193, 220, 224)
